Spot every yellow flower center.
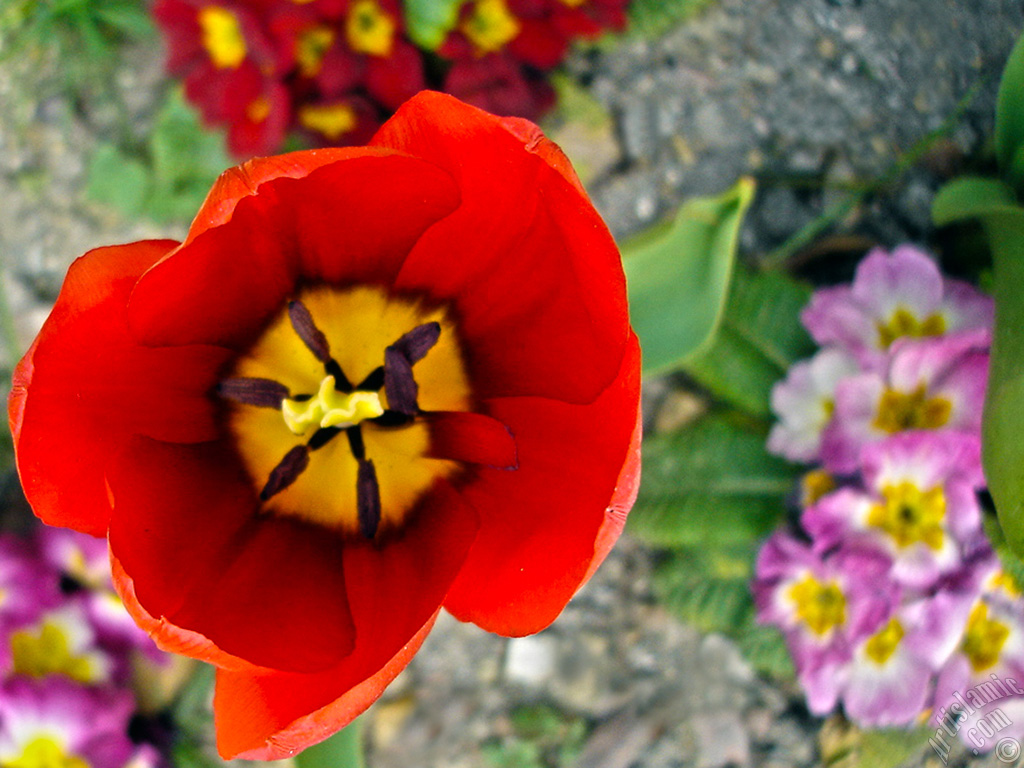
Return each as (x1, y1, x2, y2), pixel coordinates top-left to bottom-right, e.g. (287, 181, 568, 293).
(346, 0, 396, 57)
(462, 0, 521, 54)
(962, 602, 1011, 673)
(801, 469, 836, 507)
(988, 570, 1023, 599)
(864, 617, 904, 665)
(559, 0, 587, 6)
(298, 103, 358, 140)
(224, 286, 472, 537)
(198, 6, 247, 69)
(787, 574, 846, 636)
(876, 307, 946, 349)
(10, 622, 101, 684)
(297, 25, 335, 77)
(245, 97, 271, 124)
(3, 738, 89, 768)
(866, 481, 946, 550)
(872, 383, 952, 434)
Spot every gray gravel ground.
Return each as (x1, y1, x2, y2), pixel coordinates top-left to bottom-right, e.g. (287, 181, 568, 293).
(1, 0, 1023, 767)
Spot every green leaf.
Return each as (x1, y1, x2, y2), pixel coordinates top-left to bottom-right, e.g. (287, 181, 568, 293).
(932, 176, 1020, 225)
(627, 0, 717, 38)
(996, 32, 1024, 189)
(85, 142, 150, 217)
(684, 266, 815, 419)
(404, 0, 464, 50)
(652, 545, 756, 633)
(737, 623, 794, 680)
(853, 728, 934, 768)
(294, 721, 366, 768)
(622, 177, 755, 376)
(627, 414, 796, 547)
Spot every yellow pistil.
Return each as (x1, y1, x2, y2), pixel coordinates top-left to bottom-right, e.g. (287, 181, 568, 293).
(296, 25, 335, 77)
(788, 574, 846, 636)
(10, 622, 100, 684)
(245, 97, 271, 124)
(5, 738, 89, 768)
(876, 307, 946, 349)
(198, 6, 247, 69)
(282, 376, 384, 435)
(227, 286, 472, 533)
(864, 617, 904, 665)
(298, 103, 357, 140)
(462, 0, 521, 54)
(346, 0, 395, 57)
(801, 469, 836, 507)
(867, 481, 946, 550)
(962, 602, 1011, 673)
(872, 383, 952, 434)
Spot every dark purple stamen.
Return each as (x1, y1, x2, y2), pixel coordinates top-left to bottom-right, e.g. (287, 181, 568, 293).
(288, 300, 331, 363)
(357, 458, 381, 539)
(357, 366, 385, 392)
(218, 377, 290, 408)
(260, 445, 310, 501)
(391, 322, 441, 364)
(308, 426, 342, 450)
(384, 347, 418, 415)
(346, 426, 366, 460)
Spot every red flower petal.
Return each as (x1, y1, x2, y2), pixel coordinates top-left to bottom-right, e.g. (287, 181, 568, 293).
(8, 241, 229, 536)
(128, 152, 461, 349)
(371, 91, 628, 403)
(215, 611, 438, 760)
(364, 41, 427, 111)
(107, 437, 356, 674)
(212, 479, 478, 757)
(443, 332, 641, 635)
(424, 411, 518, 469)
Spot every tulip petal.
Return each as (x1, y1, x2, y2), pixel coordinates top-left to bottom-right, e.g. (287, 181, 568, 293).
(371, 91, 629, 403)
(443, 333, 641, 635)
(211, 479, 478, 758)
(128, 153, 461, 349)
(424, 411, 518, 469)
(107, 437, 355, 674)
(8, 241, 230, 536)
(215, 612, 438, 760)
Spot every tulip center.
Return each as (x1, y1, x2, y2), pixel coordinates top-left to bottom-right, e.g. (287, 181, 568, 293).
(221, 286, 472, 538)
(863, 617, 904, 665)
(5, 738, 89, 768)
(787, 573, 846, 637)
(962, 602, 1010, 673)
(198, 6, 247, 69)
(462, 0, 521, 54)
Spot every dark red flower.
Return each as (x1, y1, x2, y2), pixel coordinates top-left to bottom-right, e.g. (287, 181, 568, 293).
(9, 93, 640, 759)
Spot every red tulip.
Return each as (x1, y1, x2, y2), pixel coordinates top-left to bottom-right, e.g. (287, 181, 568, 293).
(9, 92, 640, 759)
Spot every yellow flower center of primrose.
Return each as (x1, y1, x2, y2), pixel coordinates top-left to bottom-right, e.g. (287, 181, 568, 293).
(462, 0, 521, 54)
(225, 286, 472, 536)
(787, 574, 846, 636)
(962, 602, 1011, 673)
(866, 481, 946, 550)
(559, 0, 587, 6)
(988, 570, 1023, 599)
(347, 0, 396, 56)
(801, 469, 836, 507)
(245, 97, 271, 124)
(198, 6, 247, 69)
(297, 25, 335, 77)
(872, 383, 952, 434)
(864, 617, 904, 665)
(10, 622, 101, 684)
(876, 307, 946, 349)
(3, 738, 89, 768)
(298, 103, 358, 140)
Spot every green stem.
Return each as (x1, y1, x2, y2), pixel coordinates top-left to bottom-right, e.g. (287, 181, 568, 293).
(760, 78, 986, 271)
